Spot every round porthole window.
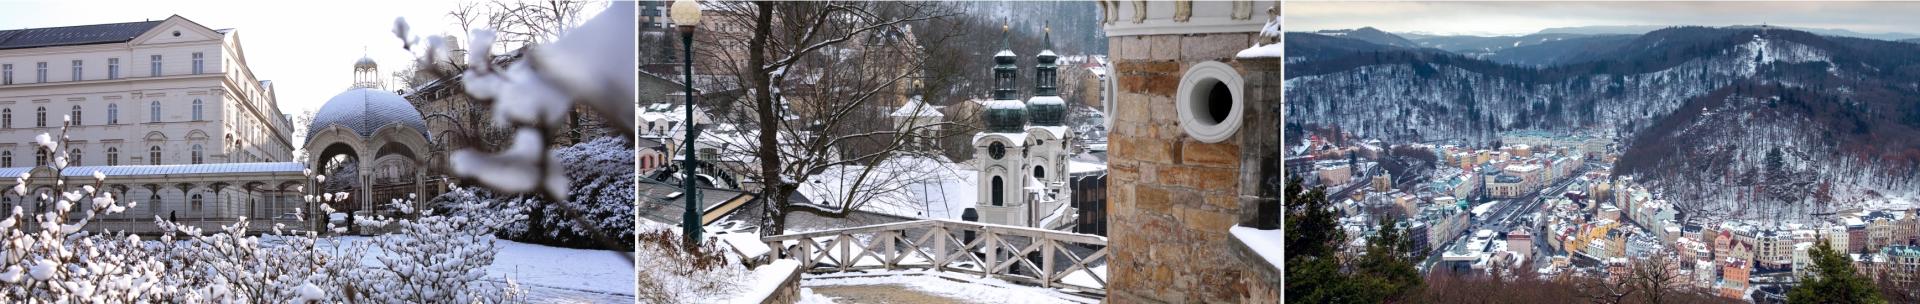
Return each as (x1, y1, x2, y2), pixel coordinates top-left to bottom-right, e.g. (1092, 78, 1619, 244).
(1176, 61, 1244, 143)
(1102, 62, 1117, 129)
(172, 31, 182, 37)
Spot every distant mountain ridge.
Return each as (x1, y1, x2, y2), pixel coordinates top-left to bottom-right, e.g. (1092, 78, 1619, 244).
(1538, 24, 1920, 41)
(1311, 27, 1421, 48)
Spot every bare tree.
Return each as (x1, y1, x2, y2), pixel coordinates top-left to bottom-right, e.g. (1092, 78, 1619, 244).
(411, 1, 602, 153)
(691, 1, 964, 236)
(482, 0, 591, 50)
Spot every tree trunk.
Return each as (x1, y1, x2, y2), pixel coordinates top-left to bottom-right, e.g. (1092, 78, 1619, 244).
(751, 3, 787, 237)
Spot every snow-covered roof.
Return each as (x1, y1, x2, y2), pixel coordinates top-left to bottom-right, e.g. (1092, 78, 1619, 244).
(1027, 126, 1070, 138)
(890, 97, 943, 118)
(1068, 160, 1105, 174)
(984, 98, 1025, 110)
(0, 162, 304, 178)
(1027, 95, 1065, 106)
(973, 132, 1028, 145)
(307, 88, 430, 141)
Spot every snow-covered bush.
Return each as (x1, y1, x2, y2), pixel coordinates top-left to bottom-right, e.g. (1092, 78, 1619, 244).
(144, 176, 523, 303)
(0, 120, 524, 302)
(0, 121, 169, 302)
(350, 199, 522, 303)
(488, 137, 637, 250)
(635, 223, 745, 303)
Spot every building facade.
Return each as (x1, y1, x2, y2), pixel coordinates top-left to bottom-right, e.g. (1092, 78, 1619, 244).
(0, 15, 295, 167)
(0, 16, 306, 234)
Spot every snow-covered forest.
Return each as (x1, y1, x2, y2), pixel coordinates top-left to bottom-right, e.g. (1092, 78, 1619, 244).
(1286, 26, 1920, 221)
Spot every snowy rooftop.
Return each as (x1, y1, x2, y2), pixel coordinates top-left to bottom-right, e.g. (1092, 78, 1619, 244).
(983, 98, 1025, 110)
(307, 88, 430, 141)
(0, 162, 304, 177)
(1068, 160, 1105, 175)
(890, 97, 944, 118)
(1027, 126, 1070, 138)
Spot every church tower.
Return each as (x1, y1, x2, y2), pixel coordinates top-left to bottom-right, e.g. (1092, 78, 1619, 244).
(975, 21, 1031, 227)
(1022, 22, 1074, 229)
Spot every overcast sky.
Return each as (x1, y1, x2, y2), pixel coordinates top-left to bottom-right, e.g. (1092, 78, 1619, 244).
(0, 0, 606, 116)
(1288, 1, 1920, 37)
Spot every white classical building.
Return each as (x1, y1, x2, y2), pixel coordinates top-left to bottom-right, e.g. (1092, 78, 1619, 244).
(974, 25, 1075, 229)
(0, 15, 295, 166)
(0, 15, 306, 234)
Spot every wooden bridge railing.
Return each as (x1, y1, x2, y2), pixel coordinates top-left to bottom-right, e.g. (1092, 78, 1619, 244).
(762, 219, 1109, 295)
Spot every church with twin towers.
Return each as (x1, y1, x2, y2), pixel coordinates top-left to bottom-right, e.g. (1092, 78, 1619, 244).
(973, 22, 1075, 229)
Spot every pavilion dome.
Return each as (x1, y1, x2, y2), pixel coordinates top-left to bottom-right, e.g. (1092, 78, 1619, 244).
(306, 87, 429, 141)
(354, 56, 378, 70)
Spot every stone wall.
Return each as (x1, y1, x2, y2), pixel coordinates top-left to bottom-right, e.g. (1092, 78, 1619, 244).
(1105, 31, 1263, 303)
(757, 261, 804, 304)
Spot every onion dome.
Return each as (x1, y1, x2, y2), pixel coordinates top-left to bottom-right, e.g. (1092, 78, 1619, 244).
(1027, 22, 1065, 126)
(985, 20, 1025, 133)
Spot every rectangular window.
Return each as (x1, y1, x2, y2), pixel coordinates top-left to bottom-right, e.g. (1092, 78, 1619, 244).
(191, 52, 204, 74)
(150, 55, 162, 77)
(35, 62, 46, 83)
(2, 64, 10, 85)
(71, 60, 82, 81)
(108, 58, 119, 79)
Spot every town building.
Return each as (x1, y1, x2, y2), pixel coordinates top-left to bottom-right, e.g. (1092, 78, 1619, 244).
(0, 16, 314, 234)
(0, 15, 294, 166)
(1870, 245, 1920, 287)
(1509, 228, 1533, 260)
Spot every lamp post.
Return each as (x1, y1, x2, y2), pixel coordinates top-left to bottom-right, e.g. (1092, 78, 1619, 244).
(670, 0, 704, 249)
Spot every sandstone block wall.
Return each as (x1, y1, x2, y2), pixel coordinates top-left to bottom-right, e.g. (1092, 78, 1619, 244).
(1106, 31, 1273, 303)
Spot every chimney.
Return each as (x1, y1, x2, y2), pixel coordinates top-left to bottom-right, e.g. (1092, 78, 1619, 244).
(449, 35, 467, 67)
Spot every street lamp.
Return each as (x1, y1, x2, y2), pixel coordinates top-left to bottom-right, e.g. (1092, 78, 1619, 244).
(670, 0, 703, 249)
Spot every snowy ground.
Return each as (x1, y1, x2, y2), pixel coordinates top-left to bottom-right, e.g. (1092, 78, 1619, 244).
(331, 237, 636, 303)
(801, 270, 1100, 304)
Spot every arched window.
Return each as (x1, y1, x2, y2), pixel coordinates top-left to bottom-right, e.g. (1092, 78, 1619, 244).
(149, 192, 161, 214)
(990, 176, 1004, 206)
(1034, 166, 1046, 180)
(191, 99, 203, 121)
(106, 148, 118, 166)
(2, 151, 11, 167)
(191, 144, 203, 164)
(34, 106, 45, 127)
(150, 101, 160, 123)
(68, 105, 80, 126)
(34, 149, 46, 167)
(190, 193, 203, 211)
(69, 149, 80, 166)
(149, 146, 161, 165)
(107, 103, 118, 125)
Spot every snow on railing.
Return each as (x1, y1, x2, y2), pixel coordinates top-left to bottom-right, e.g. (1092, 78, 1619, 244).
(761, 219, 1109, 295)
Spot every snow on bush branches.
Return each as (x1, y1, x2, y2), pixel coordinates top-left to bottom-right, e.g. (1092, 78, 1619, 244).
(456, 137, 638, 250)
(395, 3, 637, 201)
(0, 119, 525, 302)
